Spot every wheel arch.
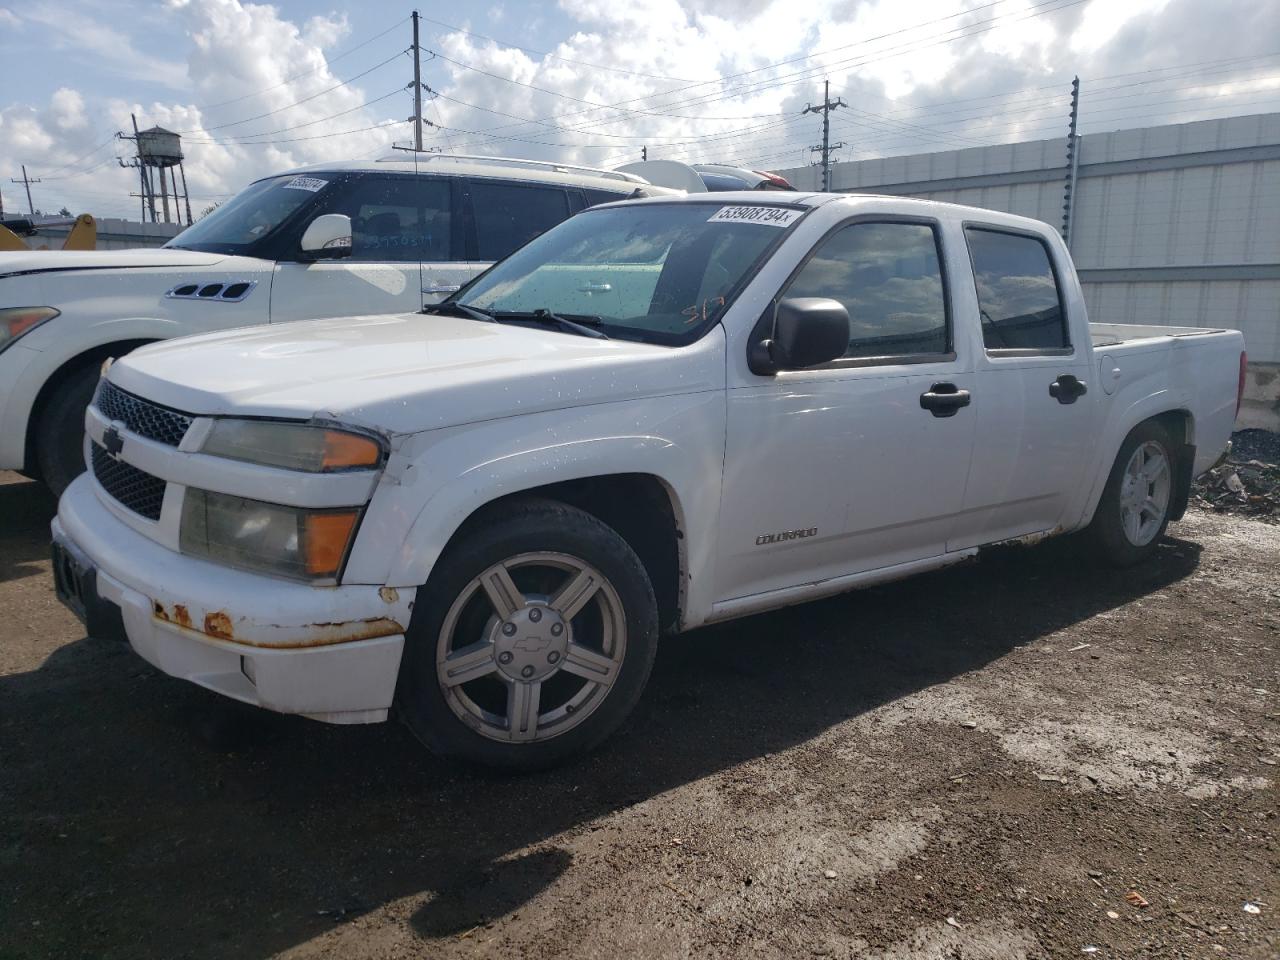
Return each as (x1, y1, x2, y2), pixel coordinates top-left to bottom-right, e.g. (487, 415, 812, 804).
(1081, 404, 1197, 528)
(406, 471, 688, 635)
(23, 338, 159, 478)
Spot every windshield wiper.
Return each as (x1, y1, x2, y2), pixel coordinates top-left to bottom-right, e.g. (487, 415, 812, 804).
(422, 301, 495, 323)
(496, 308, 610, 340)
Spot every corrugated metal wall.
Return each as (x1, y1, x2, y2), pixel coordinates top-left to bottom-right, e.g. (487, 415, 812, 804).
(776, 113, 1280, 364)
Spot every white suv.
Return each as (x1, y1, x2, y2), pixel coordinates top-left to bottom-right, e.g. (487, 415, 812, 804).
(0, 154, 669, 492)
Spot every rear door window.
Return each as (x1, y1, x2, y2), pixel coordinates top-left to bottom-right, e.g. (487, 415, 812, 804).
(469, 180, 572, 261)
(964, 227, 1069, 351)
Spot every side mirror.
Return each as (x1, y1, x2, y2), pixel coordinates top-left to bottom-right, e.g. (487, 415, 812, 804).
(748, 297, 850, 374)
(299, 214, 352, 259)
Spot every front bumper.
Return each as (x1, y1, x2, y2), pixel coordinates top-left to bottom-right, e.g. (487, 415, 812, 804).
(53, 475, 416, 724)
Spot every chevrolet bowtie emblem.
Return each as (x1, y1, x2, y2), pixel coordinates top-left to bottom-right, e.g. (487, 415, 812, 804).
(103, 426, 124, 457)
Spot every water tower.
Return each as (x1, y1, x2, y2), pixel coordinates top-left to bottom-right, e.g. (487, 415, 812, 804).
(118, 115, 193, 225)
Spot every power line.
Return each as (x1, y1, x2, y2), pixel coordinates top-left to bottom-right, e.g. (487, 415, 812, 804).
(180, 120, 407, 146)
(448, 0, 1053, 143)
(39, 134, 119, 179)
(181, 88, 405, 143)
(427, 48, 781, 122)
(194, 15, 410, 113)
(435, 0, 1088, 151)
(415, 13, 700, 82)
(172, 49, 406, 134)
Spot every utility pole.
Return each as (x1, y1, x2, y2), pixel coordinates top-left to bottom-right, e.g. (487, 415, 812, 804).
(11, 165, 41, 216)
(118, 115, 158, 222)
(803, 80, 847, 192)
(641, 146, 647, 161)
(411, 10, 424, 152)
(1061, 76, 1081, 247)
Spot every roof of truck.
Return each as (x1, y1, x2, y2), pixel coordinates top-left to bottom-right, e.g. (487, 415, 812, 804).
(603, 190, 1062, 234)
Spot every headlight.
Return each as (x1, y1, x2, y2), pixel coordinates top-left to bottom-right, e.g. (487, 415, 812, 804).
(201, 420, 383, 472)
(0, 306, 59, 355)
(180, 489, 360, 582)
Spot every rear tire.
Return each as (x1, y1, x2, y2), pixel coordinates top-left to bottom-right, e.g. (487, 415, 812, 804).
(34, 364, 100, 497)
(395, 498, 659, 771)
(1087, 420, 1176, 567)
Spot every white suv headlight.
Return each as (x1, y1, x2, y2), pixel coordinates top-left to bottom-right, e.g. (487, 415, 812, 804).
(0, 306, 59, 355)
(201, 420, 384, 472)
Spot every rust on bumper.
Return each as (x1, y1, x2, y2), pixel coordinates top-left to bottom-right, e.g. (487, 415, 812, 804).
(151, 601, 407, 649)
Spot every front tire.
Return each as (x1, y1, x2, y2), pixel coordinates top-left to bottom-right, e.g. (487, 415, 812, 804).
(35, 364, 100, 497)
(395, 498, 659, 770)
(1088, 420, 1176, 567)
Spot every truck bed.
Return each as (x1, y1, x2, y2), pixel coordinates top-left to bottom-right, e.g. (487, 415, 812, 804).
(1090, 322, 1229, 348)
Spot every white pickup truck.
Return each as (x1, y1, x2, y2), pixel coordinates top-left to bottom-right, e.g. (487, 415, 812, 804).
(51, 192, 1246, 769)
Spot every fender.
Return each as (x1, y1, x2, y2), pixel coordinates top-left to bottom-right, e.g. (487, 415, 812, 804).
(1072, 375, 1194, 531)
(344, 389, 728, 628)
(1, 316, 191, 470)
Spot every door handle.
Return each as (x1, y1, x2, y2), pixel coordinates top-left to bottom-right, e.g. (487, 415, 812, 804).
(577, 281, 613, 293)
(422, 284, 461, 294)
(919, 382, 972, 418)
(1049, 374, 1088, 404)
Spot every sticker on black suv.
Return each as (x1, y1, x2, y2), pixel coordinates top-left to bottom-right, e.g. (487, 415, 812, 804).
(283, 176, 328, 192)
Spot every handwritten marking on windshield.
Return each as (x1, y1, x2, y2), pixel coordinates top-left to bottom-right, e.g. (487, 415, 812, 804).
(682, 297, 726, 324)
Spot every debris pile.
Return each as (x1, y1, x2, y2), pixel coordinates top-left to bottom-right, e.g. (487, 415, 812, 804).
(1192, 429, 1280, 522)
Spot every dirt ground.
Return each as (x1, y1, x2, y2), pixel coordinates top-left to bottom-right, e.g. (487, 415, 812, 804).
(1, 469, 1276, 960)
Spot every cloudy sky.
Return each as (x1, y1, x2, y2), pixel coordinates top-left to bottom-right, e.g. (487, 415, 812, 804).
(1, 0, 1277, 220)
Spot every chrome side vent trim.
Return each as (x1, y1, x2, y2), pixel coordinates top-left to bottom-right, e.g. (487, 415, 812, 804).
(165, 280, 257, 302)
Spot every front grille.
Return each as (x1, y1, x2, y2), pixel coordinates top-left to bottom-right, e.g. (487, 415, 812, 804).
(95, 380, 194, 448)
(91, 443, 165, 521)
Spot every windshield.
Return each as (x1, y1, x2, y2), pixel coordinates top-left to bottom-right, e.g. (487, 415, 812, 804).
(456, 202, 803, 344)
(166, 174, 332, 254)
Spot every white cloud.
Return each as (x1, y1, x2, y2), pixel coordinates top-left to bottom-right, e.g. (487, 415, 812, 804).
(49, 89, 89, 131)
(21, 1, 188, 89)
(1070, 0, 1171, 54)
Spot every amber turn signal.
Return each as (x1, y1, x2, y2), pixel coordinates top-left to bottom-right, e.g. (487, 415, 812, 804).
(320, 430, 382, 470)
(304, 511, 361, 577)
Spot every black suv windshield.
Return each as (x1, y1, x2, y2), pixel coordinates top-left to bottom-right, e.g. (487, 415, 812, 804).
(456, 202, 803, 344)
(166, 174, 333, 254)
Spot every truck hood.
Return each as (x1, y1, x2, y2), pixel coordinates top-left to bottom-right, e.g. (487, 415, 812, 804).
(0, 247, 227, 277)
(108, 313, 725, 435)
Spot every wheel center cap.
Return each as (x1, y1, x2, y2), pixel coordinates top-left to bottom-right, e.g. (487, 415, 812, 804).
(493, 603, 569, 681)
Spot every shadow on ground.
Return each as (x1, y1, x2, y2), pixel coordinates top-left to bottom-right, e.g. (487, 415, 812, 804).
(0, 477, 57, 584)
(0, 477, 1203, 959)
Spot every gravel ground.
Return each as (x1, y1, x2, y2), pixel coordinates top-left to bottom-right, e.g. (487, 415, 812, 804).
(1, 470, 1277, 960)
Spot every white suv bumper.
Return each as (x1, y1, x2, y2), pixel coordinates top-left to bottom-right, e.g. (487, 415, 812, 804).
(52, 475, 416, 724)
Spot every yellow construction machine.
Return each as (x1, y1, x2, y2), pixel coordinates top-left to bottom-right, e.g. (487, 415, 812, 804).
(0, 213, 98, 251)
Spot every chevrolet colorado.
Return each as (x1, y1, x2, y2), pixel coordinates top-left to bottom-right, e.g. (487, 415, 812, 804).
(51, 192, 1247, 768)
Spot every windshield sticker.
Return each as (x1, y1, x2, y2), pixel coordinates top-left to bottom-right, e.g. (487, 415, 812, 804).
(283, 176, 328, 192)
(707, 206, 802, 227)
